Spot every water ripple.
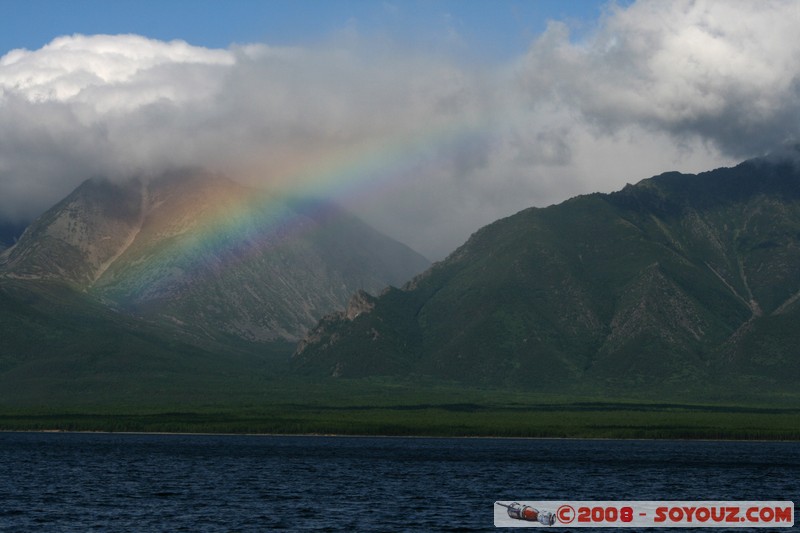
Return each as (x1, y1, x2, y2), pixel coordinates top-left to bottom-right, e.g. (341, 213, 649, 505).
(0, 433, 797, 531)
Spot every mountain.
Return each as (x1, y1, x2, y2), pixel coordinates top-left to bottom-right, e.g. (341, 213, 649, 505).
(293, 154, 800, 396)
(0, 169, 430, 342)
(2, 177, 144, 285)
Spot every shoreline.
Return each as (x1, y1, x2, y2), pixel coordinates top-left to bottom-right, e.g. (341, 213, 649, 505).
(2, 400, 798, 442)
(2, 428, 798, 443)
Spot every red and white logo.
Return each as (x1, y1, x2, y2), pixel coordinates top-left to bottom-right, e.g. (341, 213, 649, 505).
(494, 500, 794, 528)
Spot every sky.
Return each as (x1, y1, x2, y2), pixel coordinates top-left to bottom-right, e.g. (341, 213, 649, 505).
(0, 1, 614, 60)
(1, 0, 798, 259)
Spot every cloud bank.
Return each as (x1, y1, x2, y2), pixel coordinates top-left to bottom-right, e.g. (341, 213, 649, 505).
(1, 1, 799, 259)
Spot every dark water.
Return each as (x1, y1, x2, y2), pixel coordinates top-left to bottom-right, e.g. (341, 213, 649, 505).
(0, 432, 797, 531)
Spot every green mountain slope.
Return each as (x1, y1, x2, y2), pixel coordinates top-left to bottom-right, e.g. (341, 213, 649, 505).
(293, 155, 800, 396)
(0, 278, 294, 406)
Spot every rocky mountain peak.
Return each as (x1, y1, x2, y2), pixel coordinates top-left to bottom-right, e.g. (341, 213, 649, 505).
(0, 177, 145, 284)
(1, 169, 429, 343)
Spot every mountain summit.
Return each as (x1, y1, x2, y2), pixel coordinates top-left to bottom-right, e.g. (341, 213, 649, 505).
(1, 170, 429, 342)
(294, 154, 800, 395)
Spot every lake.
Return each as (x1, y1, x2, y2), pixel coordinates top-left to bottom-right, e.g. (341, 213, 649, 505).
(0, 432, 797, 531)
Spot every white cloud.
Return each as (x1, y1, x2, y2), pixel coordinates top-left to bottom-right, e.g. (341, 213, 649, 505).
(0, 34, 233, 107)
(518, 0, 800, 156)
(1, 1, 799, 259)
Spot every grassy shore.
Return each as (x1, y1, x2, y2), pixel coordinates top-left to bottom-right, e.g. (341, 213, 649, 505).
(1, 379, 798, 439)
(1, 406, 799, 439)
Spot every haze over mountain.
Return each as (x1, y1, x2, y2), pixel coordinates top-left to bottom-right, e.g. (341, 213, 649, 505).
(1, 169, 429, 342)
(0, 220, 26, 252)
(6, 2, 800, 260)
(294, 151, 800, 397)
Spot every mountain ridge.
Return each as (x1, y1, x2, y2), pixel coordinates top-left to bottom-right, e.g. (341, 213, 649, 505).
(1, 169, 430, 343)
(293, 154, 800, 395)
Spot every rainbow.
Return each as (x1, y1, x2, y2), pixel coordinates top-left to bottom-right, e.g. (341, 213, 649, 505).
(267, 116, 491, 204)
(95, 118, 489, 310)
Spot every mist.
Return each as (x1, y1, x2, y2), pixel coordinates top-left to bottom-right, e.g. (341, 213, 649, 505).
(2, 1, 799, 259)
